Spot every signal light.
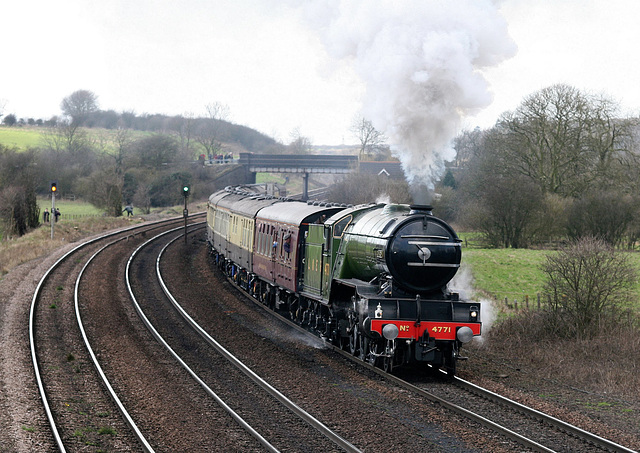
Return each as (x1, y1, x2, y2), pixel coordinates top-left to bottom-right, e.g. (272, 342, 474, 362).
(50, 181, 57, 193)
(183, 186, 190, 198)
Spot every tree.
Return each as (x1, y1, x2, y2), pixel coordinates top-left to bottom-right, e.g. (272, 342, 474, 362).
(2, 114, 17, 126)
(541, 237, 636, 339)
(462, 172, 543, 248)
(350, 116, 387, 160)
(495, 84, 632, 197)
(194, 102, 230, 158)
(566, 190, 635, 247)
(131, 134, 178, 168)
(0, 148, 40, 236)
(457, 129, 545, 248)
(61, 90, 99, 125)
(287, 128, 312, 155)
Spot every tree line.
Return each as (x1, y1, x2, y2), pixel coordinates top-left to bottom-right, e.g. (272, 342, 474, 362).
(0, 90, 285, 238)
(439, 83, 640, 250)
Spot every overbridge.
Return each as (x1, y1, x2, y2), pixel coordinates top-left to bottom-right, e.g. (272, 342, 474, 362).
(238, 153, 359, 200)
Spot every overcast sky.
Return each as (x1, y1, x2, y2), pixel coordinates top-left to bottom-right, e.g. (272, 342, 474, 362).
(3, 0, 640, 148)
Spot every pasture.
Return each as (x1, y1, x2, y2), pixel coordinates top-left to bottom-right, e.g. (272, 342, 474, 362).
(0, 126, 42, 149)
(462, 244, 640, 309)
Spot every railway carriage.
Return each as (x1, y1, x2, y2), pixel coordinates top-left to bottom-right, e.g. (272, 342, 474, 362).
(207, 190, 279, 286)
(206, 186, 481, 376)
(251, 202, 343, 310)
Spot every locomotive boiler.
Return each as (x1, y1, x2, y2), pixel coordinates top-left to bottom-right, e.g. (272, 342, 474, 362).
(207, 187, 481, 375)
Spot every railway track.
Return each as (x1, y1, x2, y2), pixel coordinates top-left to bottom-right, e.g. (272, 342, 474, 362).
(27, 214, 637, 451)
(29, 215, 203, 451)
(216, 254, 639, 452)
(126, 225, 361, 452)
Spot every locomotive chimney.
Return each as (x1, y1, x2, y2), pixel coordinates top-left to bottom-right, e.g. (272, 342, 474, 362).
(409, 205, 433, 216)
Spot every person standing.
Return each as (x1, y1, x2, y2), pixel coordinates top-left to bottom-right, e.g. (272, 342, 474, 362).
(43, 208, 50, 223)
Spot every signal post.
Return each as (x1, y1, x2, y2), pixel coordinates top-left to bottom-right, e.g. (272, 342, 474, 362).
(183, 185, 189, 243)
(50, 181, 57, 239)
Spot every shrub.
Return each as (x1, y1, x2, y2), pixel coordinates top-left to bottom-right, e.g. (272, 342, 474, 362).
(541, 236, 637, 339)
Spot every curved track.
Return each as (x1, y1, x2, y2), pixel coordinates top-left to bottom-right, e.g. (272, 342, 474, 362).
(129, 228, 361, 452)
(29, 215, 202, 451)
(29, 215, 635, 452)
(217, 253, 639, 453)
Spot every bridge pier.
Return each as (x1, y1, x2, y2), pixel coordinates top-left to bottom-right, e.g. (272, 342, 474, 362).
(302, 172, 309, 201)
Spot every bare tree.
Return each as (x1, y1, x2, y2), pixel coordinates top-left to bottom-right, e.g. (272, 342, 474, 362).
(541, 237, 636, 339)
(287, 128, 312, 155)
(194, 102, 230, 158)
(496, 84, 632, 197)
(61, 89, 99, 125)
(41, 119, 91, 155)
(350, 116, 386, 160)
(176, 112, 196, 157)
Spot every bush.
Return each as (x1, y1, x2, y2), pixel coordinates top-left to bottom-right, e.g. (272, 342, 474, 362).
(541, 237, 637, 339)
(566, 191, 635, 247)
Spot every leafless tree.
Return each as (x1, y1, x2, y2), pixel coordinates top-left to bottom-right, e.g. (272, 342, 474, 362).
(61, 89, 99, 125)
(496, 84, 634, 197)
(542, 237, 636, 339)
(287, 128, 312, 155)
(350, 116, 386, 160)
(195, 102, 230, 157)
(40, 119, 92, 155)
(176, 111, 196, 157)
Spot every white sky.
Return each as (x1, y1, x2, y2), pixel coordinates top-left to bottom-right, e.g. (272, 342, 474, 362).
(3, 0, 640, 145)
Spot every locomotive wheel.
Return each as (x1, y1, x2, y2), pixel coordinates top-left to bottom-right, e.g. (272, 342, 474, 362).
(382, 355, 393, 373)
(349, 324, 360, 355)
(444, 348, 457, 377)
(367, 340, 379, 366)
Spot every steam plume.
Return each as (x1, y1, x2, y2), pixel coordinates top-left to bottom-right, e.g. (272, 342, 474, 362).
(296, 0, 516, 202)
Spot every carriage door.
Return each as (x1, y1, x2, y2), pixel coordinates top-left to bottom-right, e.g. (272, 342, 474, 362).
(269, 225, 277, 282)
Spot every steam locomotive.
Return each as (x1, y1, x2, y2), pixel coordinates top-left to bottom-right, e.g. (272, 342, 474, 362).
(206, 186, 480, 375)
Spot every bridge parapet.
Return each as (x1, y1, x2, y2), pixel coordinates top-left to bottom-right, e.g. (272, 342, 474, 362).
(238, 153, 358, 174)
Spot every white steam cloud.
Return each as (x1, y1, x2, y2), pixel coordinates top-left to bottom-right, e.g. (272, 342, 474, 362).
(295, 0, 516, 202)
(450, 264, 496, 339)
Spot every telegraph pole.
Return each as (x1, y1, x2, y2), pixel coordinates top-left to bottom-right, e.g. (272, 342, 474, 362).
(50, 181, 57, 240)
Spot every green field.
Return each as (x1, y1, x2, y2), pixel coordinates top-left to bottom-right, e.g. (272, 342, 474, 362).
(462, 247, 547, 302)
(0, 126, 43, 149)
(0, 126, 152, 151)
(462, 246, 640, 307)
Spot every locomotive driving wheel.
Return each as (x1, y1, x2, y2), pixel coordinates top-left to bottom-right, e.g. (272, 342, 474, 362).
(349, 319, 360, 356)
(367, 340, 380, 366)
(444, 346, 457, 377)
(382, 341, 395, 373)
